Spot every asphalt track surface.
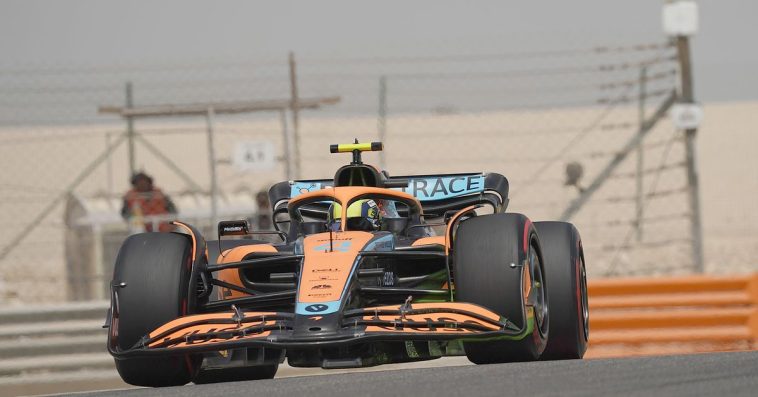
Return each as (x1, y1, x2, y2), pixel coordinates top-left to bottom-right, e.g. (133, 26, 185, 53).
(70, 351, 758, 397)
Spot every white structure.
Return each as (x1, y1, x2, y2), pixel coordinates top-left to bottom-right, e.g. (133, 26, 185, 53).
(64, 191, 259, 300)
(663, 0, 699, 37)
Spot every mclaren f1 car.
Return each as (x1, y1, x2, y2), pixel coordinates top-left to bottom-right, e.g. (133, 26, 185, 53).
(105, 141, 589, 386)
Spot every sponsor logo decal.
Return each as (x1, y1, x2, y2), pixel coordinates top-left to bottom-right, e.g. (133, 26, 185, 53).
(290, 175, 485, 202)
(312, 268, 339, 273)
(295, 301, 340, 315)
(313, 241, 352, 252)
(291, 182, 332, 197)
(395, 175, 484, 201)
(315, 237, 353, 242)
(311, 284, 332, 290)
(218, 220, 249, 236)
(382, 271, 395, 287)
(304, 304, 329, 313)
(309, 276, 338, 282)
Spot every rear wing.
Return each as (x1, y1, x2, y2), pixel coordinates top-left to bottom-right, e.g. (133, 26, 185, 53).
(268, 172, 509, 219)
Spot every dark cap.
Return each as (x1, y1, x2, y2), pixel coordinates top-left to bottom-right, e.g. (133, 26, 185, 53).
(130, 172, 153, 186)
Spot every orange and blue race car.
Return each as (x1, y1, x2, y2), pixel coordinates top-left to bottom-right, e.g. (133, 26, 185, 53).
(105, 141, 589, 386)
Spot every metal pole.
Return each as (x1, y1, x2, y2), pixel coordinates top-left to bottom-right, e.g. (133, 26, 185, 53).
(378, 75, 387, 170)
(205, 107, 219, 239)
(635, 66, 647, 242)
(676, 35, 705, 273)
(106, 132, 113, 200)
(125, 82, 136, 176)
(288, 52, 301, 179)
(91, 224, 104, 300)
(280, 109, 293, 180)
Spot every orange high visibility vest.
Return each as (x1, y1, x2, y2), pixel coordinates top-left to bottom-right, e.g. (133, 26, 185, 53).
(123, 188, 172, 232)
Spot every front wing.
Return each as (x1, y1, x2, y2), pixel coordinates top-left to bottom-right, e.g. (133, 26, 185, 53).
(108, 302, 530, 358)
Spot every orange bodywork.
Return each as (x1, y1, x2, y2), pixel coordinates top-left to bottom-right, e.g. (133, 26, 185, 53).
(141, 302, 507, 350)
(172, 221, 198, 262)
(444, 204, 479, 254)
(146, 311, 279, 349)
(412, 236, 446, 247)
(290, 186, 422, 232)
(523, 259, 532, 301)
(363, 302, 501, 334)
(216, 244, 278, 299)
(298, 231, 374, 303)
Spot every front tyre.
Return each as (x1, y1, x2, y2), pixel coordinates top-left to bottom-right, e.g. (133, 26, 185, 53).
(111, 232, 200, 387)
(454, 213, 548, 364)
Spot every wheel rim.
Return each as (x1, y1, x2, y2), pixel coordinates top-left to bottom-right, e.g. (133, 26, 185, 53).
(528, 243, 548, 337)
(579, 256, 589, 340)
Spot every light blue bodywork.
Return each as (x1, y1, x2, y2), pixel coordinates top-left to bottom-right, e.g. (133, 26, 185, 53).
(290, 174, 485, 202)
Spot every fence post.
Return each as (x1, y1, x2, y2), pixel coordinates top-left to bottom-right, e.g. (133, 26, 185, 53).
(205, 107, 219, 238)
(676, 35, 705, 273)
(106, 132, 114, 198)
(280, 109, 293, 180)
(378, 75, 387, 170)
(125, 82, 135, 176)
(288, 52, 301, 179)
(635, 66, 647, 242)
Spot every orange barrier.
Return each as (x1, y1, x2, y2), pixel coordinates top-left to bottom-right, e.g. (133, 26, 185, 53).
(585, 273, 758, 358)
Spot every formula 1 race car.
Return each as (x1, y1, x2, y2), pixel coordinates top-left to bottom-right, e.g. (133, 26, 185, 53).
(105, 141, 589, 387)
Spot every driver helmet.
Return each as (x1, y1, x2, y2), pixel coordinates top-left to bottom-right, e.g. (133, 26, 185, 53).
(329, 199, 381, 231)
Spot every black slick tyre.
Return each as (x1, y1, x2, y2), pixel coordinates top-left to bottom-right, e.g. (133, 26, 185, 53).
(111, 232, 200, 387)
(454, 213, 549, 363)
(534, 221, 589, 360)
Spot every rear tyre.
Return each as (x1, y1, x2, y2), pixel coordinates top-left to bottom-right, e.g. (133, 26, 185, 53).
(454, 213, 548, 364)
(111, 232, 200, 387)
(534, 222, 589, 360)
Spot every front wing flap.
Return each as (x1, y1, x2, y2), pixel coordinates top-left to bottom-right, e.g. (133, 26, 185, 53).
(108, 303, 527, 358)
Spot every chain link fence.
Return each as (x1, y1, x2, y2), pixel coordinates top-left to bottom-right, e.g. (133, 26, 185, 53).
(0, 39, 708, 304)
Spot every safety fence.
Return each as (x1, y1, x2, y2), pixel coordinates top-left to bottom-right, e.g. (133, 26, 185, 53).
(586, 273, 758, 358)
(1, 40, 707, 305)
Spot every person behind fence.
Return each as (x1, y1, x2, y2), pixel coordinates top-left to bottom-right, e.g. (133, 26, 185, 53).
(121, 172, 177, 233)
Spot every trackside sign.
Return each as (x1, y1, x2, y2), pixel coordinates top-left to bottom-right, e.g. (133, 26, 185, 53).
(290, 174, 485, 202)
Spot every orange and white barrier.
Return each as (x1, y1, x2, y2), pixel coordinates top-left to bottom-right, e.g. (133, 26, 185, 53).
(586, 273, 758, 358)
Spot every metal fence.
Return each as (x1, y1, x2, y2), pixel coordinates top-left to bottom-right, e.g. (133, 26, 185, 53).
(0, 39, 704, 304)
